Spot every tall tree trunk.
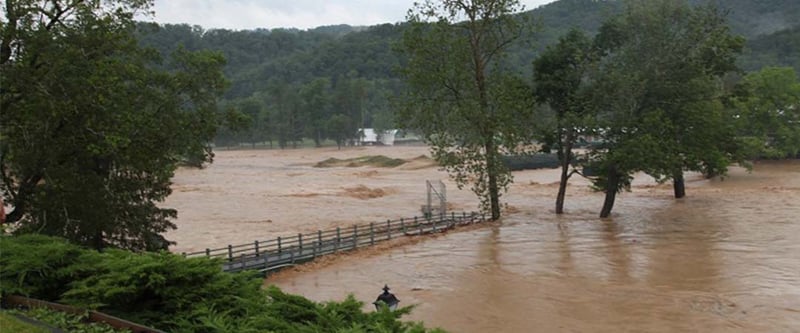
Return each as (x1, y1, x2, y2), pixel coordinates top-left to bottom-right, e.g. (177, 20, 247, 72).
(486, 140, 501, 220)
(673, 171, 686, 199)
(555, 130, 575, 214)
(2, 173, 42, 224)
(93, 231, 104, 251)
(600, 165, 619, 218)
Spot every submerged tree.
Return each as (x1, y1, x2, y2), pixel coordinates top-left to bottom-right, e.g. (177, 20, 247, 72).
(1, 0, 227, 250)
(589, 0, 743, 217)
(398, 0, 535, 219)
(532, 28, 597, 214)
(733, 67, 800, 159)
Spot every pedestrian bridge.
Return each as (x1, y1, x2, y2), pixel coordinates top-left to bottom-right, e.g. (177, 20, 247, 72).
(184, 212, 487, 273)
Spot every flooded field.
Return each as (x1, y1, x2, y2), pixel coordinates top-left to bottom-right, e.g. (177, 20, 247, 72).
(166, 146, 800, 332)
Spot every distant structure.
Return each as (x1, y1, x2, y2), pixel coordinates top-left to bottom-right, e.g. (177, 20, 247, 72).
(358, 128, 398, 146)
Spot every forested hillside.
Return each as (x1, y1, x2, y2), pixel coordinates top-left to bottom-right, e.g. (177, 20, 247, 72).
(135, 0, 799, 147)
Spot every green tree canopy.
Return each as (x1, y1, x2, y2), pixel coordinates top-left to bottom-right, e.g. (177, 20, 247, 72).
(734, 67, 800, 158)
(589, 0, 743, 217)
(532, 28, 597, 214)
(398, 0, 536, 219)
(1, 0, 227, 250)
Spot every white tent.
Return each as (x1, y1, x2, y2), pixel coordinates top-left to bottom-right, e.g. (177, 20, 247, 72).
(358, 128, 399, 146)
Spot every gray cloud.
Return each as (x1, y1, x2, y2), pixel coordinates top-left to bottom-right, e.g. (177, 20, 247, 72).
(143, 0, 556, 30)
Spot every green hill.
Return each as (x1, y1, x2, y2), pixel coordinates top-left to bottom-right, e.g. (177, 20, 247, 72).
(134, 0, 799, 146)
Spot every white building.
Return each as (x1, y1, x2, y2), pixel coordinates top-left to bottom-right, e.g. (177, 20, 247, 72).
(358, 128, 399, 146)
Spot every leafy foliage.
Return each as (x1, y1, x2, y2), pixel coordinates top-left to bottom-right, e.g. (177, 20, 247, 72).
(1, 0, 227, 251)
(532, 28, 598, 213)
(0, 235, 445, 333)
(587, 0, 744, 216)
(0, 235, 84, 300)
(733, 67, 800, 158)
(398, 0, 537, 219)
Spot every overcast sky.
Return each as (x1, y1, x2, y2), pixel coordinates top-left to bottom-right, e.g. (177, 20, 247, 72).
(143, 0, 558, 30)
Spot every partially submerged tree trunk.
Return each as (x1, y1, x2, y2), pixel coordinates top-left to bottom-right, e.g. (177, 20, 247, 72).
(673, 171, 686, 199)
(600, 165, 619, 218)
(400, 0, 530, 223)
(485, 138, 501, 220)
(556, 130, 575, 214)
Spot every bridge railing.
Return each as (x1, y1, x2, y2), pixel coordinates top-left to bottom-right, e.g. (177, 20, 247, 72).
(184, 211, 486, 272)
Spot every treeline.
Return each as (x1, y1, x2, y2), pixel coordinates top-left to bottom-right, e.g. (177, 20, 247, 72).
(134, 0, 799, 149)
(136, 23, 405, 149)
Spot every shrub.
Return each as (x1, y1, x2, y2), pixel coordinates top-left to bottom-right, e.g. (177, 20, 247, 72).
(0, 235, 445, 333)
(0, 234, 85, 300)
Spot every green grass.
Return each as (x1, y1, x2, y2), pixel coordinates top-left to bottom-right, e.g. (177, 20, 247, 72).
(315, 155, 407, 168)
(0, 312, 50, 333)
(2, 308, 127, 333)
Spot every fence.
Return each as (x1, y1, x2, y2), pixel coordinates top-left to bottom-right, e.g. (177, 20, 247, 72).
(184, 211, 486, 273)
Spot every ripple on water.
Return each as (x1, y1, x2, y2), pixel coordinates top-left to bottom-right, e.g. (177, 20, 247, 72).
(267, 162, 800, 332)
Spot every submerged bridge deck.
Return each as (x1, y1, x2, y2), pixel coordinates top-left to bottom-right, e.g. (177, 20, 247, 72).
(185, 212, 487, 273)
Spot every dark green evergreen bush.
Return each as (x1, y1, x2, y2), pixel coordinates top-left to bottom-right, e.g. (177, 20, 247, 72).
(0, 234, 85, 300)
(0, 235, 445, 333)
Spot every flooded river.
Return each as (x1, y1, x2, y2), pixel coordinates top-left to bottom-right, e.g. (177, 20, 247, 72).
(266, 161, 800, 332)
(166, 147, 799, 332)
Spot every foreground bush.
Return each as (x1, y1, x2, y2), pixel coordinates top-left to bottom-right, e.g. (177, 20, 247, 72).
(0, 235, 444, 332)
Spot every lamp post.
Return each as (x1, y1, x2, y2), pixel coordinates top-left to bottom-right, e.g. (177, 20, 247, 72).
(373, 285, 399, 311)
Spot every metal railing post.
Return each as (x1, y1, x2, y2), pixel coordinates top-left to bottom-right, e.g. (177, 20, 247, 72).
(318, 230, 323, 254)
(335, 227, 341, 252)
(298, 233, 303, 255)
(353, 225, 358, 249)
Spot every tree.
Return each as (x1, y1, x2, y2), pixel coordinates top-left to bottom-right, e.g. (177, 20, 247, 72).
(299, 78, 332, 147)
(734, 67, 800, 159)
(532, 28, 596, 214)
(236, 96, 270, 148)
(0, 0, 227, 250)
(589, 0, 743, 217)
(326, 114, 354, 149)
(398, 0, 535, 220)
(265, 81, 304, 149)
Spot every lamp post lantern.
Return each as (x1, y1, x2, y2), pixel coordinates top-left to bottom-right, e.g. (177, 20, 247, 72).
(373, 285, 399, 311)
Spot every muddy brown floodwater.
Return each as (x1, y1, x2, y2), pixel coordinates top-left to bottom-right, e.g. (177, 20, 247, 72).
(166, 146, 800, 332)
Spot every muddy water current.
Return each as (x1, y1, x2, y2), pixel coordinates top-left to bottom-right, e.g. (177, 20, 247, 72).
(264, 161, 800, 332)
